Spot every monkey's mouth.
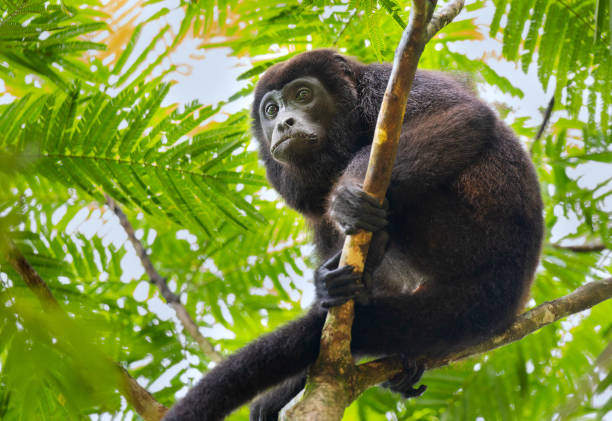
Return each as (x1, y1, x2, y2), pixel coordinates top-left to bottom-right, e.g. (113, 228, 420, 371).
(271, 133, 318, 159)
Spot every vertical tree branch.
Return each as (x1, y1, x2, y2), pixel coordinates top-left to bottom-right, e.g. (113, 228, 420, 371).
(5, 241, 168, 421)
(105, 194, 223, 363)
(282, 1, 465, 419)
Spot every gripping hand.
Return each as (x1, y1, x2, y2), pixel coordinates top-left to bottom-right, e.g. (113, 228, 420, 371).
(329, 184, 388, 235)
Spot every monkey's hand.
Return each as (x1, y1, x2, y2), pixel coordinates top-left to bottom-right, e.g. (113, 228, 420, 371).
(382, 357, 427, 399)
(329, 184, 388, 235)
(316, 229, 389, 308)
(315, 251, 366, 308)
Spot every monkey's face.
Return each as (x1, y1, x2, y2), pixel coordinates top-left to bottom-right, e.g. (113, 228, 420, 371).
(258, 77, 336, 165)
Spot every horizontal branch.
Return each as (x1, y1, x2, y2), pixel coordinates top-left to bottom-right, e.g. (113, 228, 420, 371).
(105, 194, 223, 363)
(356, 277, 612, 394)
(552, 243, 607, 253)
(5, 241, 168, 421)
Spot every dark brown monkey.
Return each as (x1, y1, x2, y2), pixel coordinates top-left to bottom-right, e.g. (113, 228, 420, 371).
(163, 49, 543, 421)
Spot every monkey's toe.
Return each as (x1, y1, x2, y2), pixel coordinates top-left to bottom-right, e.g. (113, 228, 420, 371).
(250, 401, 280, 421)
(383, 359, 427, 399)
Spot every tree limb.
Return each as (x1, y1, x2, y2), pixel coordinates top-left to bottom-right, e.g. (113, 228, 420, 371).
(282, 1, 465, 419)
(354, 277, 612, 395)
(552, 242, 607, 253)
(530, 95, 554, 155)
(105, 194, 223, 363)
(5, 241, 168, 421)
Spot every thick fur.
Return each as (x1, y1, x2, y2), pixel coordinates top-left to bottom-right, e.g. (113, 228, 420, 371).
(163, 49, 543, 421)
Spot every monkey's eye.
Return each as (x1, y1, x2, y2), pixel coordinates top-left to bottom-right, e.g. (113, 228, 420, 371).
(264, 103, 279, 118)
(295, 87, 312, 102)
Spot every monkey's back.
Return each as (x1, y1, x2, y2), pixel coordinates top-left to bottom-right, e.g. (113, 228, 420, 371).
(349, 66, 544, 357)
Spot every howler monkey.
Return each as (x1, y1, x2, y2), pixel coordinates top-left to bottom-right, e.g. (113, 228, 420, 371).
(163, 49, 543, 421)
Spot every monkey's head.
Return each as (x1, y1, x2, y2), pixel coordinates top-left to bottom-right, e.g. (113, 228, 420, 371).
(257, 76, 335, 163)
(251, 50, 362, 168)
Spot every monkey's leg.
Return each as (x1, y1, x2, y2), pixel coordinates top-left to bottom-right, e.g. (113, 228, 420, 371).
(250, 372, 307, 421)
(353, 259, 527, 359)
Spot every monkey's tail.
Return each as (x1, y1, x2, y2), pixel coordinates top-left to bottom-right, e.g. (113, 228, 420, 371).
(162, 308, 326, 421)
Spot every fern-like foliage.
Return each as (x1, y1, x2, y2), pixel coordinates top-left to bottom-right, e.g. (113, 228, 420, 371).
(0, 223, 185, 418)
(0, 0, 107, 91)
(490, 0, 611, 128)
(0, 82, 267, 239)
(191, 0, 521, 104)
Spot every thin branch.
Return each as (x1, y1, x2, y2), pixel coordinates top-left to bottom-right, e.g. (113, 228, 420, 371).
(425, 0, 465, 40)
(105, 194, 223, 363)
(354, 277, 612, 394)
(552, 243, 607, 253)
(6, 244, 62, 312)
(333, 9, 357, 46)
(5, 241, 168, 421)
(428, 277, 612, 367)
(531, 96, 555, 155)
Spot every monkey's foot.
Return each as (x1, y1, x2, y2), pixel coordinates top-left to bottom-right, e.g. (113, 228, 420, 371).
(315, 251, 367, 308)
(330, 184, 388, 234)
(383, 358, 427, 398)
(250, 399, 280, 421)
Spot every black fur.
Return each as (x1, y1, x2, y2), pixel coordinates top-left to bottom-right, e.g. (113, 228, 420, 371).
(163, 49, 543, 421)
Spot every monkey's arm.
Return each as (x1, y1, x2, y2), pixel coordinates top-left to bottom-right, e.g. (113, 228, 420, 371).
(333, 101, 496, 200)
(391, 102, 496, 193)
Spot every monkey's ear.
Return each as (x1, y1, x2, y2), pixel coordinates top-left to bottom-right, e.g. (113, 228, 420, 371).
(333, 54, 354, 78)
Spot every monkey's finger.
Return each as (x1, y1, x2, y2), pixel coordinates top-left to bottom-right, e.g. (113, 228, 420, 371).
(402, 384, 427, 398)
(325, 274, 362, 291)
(342, 214, 387, 233)
(355, 217, 388, 232)
(325, 270, 361, 282)
(328, 285, 363, 300)
(358, 207, 387, 225)
(324, 272, 361, 289)
(342, 223, 359, 235)
(356, 190, 387, 210)
(381, 197, 389, 211)
(412, 364, 425, 384)
(396, 358, 424, 381)
(388, 375, 425, 398)
(320, 296, 355, 308)
(357, 195, 388, 213)
(327, 279, 365, 290)
(323, 251, 342, 269)
(365, 213, 389, 226)
(327, 264, 357, 276)
(348, 197, 387, 219)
